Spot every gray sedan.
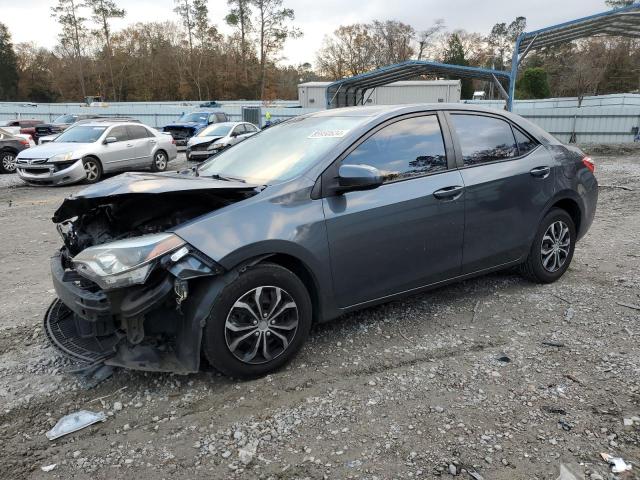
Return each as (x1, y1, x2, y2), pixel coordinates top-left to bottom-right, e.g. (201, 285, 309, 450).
(45, 104, 597, 379)
(16, 121, 177, 186)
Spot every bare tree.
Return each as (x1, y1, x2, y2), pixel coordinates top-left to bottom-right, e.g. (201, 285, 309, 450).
(226, 0, 253, 83)
(417, 19, 445, 60)
(252, 0, 301, 99)
(52, 0, 88, 98)
(86, 0, 125, 101)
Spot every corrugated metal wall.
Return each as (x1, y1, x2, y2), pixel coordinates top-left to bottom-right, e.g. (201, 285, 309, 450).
(1, 94, 639, 143)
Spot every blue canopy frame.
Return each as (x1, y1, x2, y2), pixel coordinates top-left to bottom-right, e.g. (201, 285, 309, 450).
(508, 2, 640, 110)
(325, 3, 640, 111)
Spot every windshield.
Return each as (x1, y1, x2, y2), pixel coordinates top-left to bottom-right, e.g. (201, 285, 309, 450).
(178, 112, 209, 123)
(198, 124, 232, 137)
(54, 126, 107, 143)
(198, 115, 368, 184)
(53, 115, 78, 124)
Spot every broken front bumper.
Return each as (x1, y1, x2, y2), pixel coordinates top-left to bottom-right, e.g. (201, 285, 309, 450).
(46, 249, 224, 373)
(17, 159, 86, 186)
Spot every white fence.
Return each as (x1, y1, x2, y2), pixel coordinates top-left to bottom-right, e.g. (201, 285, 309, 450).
(1, 94, 640, 143)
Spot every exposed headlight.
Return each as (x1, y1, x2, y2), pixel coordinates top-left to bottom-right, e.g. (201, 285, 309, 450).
(49, 152, 75, 162)
(208, 142, 224, 150)
(72, 233, 185, 289)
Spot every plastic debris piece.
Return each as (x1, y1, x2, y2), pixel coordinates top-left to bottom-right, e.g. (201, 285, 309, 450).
(41, 464, 57, 472)
(557, 463, 584, 480)
(468, 470, 485, 480)
(600, 453, 632, 473)
(46, 410, 107, 440)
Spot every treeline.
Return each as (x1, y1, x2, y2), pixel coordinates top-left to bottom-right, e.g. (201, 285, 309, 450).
(0, 0, 317, 103)
(0, 0, 638, 103)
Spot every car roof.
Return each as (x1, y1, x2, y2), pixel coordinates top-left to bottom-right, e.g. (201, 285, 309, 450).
(308, 103, 557, 144)
(72, 120, 146, 127)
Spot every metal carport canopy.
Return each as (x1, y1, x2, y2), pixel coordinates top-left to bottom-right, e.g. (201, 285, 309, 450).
(325, 60, 511, 109)
(508, 3, 640, 110)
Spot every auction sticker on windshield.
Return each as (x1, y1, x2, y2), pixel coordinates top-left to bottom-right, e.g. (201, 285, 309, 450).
(308, 130, 348, 139)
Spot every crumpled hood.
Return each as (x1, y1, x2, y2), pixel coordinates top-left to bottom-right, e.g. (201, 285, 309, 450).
(18, 142, 86, 160)
(164, 122, 202, 129)
(53, 171, 260, 222)
(187, 135, 223, 147)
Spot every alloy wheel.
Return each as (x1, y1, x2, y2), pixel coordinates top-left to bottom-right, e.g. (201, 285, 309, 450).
(224, 286, 299, 365)
(540, 220, 570, 273)
(84, 160, 99, 181)
(155, 152, 167, 170)
(1, 153, 16, 173)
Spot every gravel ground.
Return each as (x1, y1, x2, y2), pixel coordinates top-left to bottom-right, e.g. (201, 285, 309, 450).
(0, 152, 638, 480)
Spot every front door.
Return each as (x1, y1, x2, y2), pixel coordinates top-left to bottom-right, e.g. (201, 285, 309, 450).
(446, 112, 556, 273)
(101, 125, 135, 171)
(322, 114, 466, 308)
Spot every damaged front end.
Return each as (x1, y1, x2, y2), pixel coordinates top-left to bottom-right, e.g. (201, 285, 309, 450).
(45, 172, 259, 373)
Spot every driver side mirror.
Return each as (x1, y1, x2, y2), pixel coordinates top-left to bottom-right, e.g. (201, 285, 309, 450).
(336, 164, 384, 193)
(104, 136, 117, 144)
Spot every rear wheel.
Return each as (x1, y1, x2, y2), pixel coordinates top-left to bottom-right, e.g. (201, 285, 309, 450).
(0, 150, 17, 174)
(520, 208, 576, 283)
(83, 157, 103, 183)
(202, 263, 312, 378)
(151, 150, 168, 171)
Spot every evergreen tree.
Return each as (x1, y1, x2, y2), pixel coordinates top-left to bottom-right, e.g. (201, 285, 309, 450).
(0, 23, 19, 100)
(442, 33, 474, 100)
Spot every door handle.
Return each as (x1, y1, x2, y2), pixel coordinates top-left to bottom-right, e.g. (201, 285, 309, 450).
(126, 143, 134, 148)
(149, 140, 157, 144)
(433, 185, 464, 200)
(530, 166, 551, 178)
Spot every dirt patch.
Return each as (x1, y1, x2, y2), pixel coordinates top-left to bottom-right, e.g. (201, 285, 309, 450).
(0, 154, 638, 479)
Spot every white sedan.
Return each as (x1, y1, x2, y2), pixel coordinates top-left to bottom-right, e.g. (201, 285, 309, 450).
(185, 122, 260, 161)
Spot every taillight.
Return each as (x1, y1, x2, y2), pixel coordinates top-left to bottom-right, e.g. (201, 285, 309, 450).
(19, 139, 29, 146)
(582, 156, 595, 173)
(171, 139, 176, 145)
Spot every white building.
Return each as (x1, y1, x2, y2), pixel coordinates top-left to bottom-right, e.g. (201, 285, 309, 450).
(298, 80, 462, 109)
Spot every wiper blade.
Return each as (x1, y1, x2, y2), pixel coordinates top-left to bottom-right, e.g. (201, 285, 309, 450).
(210, 173, 246, 183)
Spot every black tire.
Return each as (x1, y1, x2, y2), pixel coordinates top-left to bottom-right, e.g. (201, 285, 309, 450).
(202, 263, 312, 379)
(0, 150, 17, 174)
(151, 150, 168, 172)
(520, 208, 576, 283)
(82, 157, 103, 183)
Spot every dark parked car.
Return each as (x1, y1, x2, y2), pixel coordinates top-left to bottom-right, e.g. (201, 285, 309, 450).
(163, 111, 229, 146)
(45, 104, 597, 379)
(1, 118, 44, 141)
(0, 128, 30, 173)
(35, 114, 106, 139)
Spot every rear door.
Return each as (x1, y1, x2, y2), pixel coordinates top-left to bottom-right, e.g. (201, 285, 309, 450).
(100, 125, 134, 171)
(322, 113, 466, 308)
(446, 112, 555, 273)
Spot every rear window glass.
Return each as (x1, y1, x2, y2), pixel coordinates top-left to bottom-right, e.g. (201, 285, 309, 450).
(513, 128, 537, 155)
(450, 114, 518, 166)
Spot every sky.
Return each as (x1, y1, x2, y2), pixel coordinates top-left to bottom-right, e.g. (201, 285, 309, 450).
(2, 0, 611, 67)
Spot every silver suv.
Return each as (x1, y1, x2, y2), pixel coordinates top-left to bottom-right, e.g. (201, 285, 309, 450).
(16, 120, 178, 186)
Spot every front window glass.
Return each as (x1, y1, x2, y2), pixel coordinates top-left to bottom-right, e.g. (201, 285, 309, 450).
(343, 115, 447, 182)
(54, 126, 107, 143)
(178, 112, 209, 123)
(198, 124, 232, 137)
(198, 115, 369, 184)
(53, 115, 78, 124)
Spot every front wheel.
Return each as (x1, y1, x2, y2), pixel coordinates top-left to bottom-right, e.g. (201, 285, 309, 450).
(151, 150, 168, 172)
(83, 157, 103, 183)
(520, 208, 576, 283)
(0, 150, 17, 174)
(202, 263, 312, 378)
